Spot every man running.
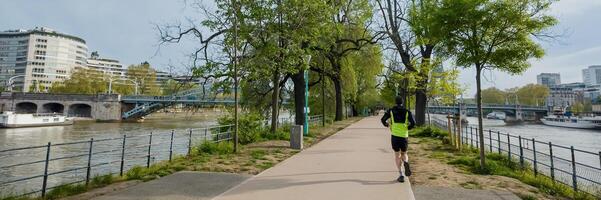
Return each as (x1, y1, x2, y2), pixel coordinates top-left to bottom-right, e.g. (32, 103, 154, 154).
(381, 96, 415, 183)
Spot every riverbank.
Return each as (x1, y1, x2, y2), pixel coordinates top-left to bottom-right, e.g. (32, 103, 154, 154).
(1, 117, 362, 200)
(408, 127, 598, 200)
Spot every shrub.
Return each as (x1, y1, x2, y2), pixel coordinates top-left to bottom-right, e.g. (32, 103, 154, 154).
(216, 112, 266, 144)
(410, 126, 448, 138)
(198, 141, 234, 155)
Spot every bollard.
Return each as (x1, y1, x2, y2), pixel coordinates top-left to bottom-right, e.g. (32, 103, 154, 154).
(120, 135, 126, 176)
(86, 138, 94, 185)
(570, 146, 577, 192)
(290, 125, 303, 150)
(41, 142, 51, 197)
(549, 142, 555, 181)
(169, 130, 174, 162)
(532, 138, 537, 176)
(518, 136, 524, 168)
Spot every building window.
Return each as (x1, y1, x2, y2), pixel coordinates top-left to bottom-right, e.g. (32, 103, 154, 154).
(56, 70, 67, 74)
(36, 39, 47, 43)
(35, 44, 47, 49)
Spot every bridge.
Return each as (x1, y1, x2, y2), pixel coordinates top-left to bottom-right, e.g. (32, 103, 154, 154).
(428, 104, 549, 122)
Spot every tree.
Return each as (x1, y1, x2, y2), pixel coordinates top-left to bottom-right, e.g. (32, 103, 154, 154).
(480, 87, 506, 104)
(127, 62, 161, 96)
(50, 68, 108, 94)
(516, 84, 549, 106)
(438, 0, 557, 169)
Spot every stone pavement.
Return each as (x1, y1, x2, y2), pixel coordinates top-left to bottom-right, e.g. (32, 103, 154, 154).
(213, 116, 415, 200)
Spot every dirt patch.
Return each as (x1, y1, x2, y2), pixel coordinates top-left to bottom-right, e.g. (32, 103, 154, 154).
(409, 137, 566, 200)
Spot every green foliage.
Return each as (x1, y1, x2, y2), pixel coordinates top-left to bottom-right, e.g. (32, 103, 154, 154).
(45, 184, 87, 199)
(126, 62, 160, 96)
(198, 141, 234, 155)
(216, 112, 266, 145)
(410, 126, 448, 139)
(480, 87, 507, 104)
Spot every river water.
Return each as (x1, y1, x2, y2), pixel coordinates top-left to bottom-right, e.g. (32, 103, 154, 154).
(0, 111, 225, 196)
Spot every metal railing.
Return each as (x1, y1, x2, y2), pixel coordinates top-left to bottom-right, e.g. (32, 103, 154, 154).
(0, 124, 234, 198)
(429, 118, 601, 197)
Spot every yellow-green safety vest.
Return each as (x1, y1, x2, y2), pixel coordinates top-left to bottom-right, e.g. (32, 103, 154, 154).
(390, 111, 409, 138)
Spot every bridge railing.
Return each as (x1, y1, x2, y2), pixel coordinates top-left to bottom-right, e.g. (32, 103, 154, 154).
(0, 124, 234, 198)
(429, 118, 601, 197)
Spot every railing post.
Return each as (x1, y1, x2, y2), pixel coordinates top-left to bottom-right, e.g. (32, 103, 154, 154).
(188, 129, 193, 156)
(549, 142, 555, 181)
(470, 127, 474, 147)
(598, 151, 601, 169)
(120, 135, 126, 176)
(147, 132, 153, 168)
(570, 146, 577, 192)
(497, 131, 501, 153)
(507, 134, 511, 161)
(86, 138, 94, 185)
(41, 142, 51, 197)
(474, 127, 479, 149)
(532, 138, 537, 176)
(518, 136, 524, 168)
(488, 130, 492, 152)
(204, 128, 208, 141)
(169, 130, 174, 162)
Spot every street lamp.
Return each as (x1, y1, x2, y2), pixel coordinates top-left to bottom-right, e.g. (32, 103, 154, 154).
(303, 55, 312, 136)
(7, 75, 25, 92)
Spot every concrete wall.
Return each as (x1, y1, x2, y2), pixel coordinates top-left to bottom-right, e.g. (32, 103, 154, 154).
(0, 92, 123, 121)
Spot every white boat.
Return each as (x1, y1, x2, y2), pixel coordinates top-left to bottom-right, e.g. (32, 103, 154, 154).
(541, 116, 601, 129)
(0, 111, 73, 128)
(486, 111, 506, 120)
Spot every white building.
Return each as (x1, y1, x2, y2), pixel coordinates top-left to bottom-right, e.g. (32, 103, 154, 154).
(536, 73, 561, 87)
(0, 27, 88, 92)
(545, 83, 586, 108)
(87, 51, 126, 79)
(582, 65, 601, 86)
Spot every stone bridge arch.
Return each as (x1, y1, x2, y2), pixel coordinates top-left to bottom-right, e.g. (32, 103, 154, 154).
(15, 102, 37, 113)
(68, 103, 92, 117)
(41, 102, 65, 114)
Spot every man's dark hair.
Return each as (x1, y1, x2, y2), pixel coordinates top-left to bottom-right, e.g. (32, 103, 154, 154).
(395, 96, 403, 105)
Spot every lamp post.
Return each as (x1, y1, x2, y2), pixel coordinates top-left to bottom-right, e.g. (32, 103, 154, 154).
(7, 75, 25, 92)
(303, 55, 312, 136)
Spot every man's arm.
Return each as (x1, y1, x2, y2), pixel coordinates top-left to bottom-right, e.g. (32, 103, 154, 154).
(407, 110, 416, 130)
(381, 109, 390, 127)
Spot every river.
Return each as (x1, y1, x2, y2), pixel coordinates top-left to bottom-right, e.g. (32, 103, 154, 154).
(0, 111, 225, 196)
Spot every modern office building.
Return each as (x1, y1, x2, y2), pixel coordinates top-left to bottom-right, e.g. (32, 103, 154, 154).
(536, 73, 561, 87)
(0, 27, 88, 92)
(582, 65, 601, 86)
(87, 51, 126, 79)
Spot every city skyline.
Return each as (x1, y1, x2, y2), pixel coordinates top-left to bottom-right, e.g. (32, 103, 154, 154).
(1, 0, 601, 96)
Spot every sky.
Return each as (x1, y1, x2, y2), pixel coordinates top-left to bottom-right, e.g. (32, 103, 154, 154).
(1, 0, 601, 96)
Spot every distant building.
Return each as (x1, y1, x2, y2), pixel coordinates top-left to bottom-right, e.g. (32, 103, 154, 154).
(582, 65, 601, 86)
(155, 71, 172, 84)
(536, 73, 561, 87)
(86, 51, 126, 79)
(545, 83, 586, 108)
(0, 27, 88, 92)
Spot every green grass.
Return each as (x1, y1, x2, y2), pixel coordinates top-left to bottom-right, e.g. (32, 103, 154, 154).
(414, 126, 598, 200)
(197, 141, 234, 155)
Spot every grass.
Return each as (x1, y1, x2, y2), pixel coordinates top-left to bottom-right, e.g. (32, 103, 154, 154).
(411, 126, 598, 200)
(0, 117, 363, 200)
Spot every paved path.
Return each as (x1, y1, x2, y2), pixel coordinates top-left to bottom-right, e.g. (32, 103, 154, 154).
(413, 186, 521, 200)
(92, 172, 249, 200)
(214, 116, 415, 200)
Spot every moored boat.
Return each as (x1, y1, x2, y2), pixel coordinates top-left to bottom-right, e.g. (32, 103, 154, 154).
(541, 116, 601, 129)
(0, 111, 73, 128)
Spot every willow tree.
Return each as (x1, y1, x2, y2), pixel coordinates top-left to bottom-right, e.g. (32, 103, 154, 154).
(438, 0, 557, 168)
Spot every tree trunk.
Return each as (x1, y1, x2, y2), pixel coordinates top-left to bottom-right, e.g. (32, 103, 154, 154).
(270, 70, 280, 133)
(476, 65, 486, 169)
(333, 77, 343, 121)
(415, 89, 427, 125)
(292, 71, 306, 126)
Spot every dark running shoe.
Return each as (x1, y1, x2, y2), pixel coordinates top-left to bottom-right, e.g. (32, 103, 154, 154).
(397, 175, 405, 183)
(404, 162, 412, 176)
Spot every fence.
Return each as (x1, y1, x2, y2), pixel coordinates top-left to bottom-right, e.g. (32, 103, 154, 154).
(0, 124, 234, 198)
(429, 118, 601, 197)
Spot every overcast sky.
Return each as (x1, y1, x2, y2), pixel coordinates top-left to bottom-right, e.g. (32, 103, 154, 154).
(1, 0, 600, 96)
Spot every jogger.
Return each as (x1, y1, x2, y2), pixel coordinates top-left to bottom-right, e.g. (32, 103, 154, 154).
(381, 96, 415, 182)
